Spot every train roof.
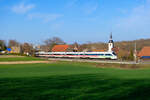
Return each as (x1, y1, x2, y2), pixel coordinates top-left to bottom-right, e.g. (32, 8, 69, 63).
(37, 51, 114, 54)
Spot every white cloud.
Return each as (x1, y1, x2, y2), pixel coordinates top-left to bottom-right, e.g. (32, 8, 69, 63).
(28, 13, 63, 23)
(83, 3, 98, 14)
(81, 0, 99, 15)
(81, 0, 99, 14)
(114, 0, 150, 38)
(65, 0, 78, 8)
(50, 21, 64, 31)
(65, 0, 98, 14)
(12, 3, 35, 14)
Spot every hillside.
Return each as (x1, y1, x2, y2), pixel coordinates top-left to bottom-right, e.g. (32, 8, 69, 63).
(115, 38, 150, 51)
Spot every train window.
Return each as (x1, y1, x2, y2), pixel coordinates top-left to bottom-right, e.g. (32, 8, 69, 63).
(54, 54, 61, 55)
(86, 54, 94, 55)
(112, 52, 116, 56)
(105, 54, 112, 56)
(85, 54, 103, 56)
(99, 54, 104, 56)
(67, 54, 75, 55)
(73, 54, 79, 55)
(80, 54, 84, 55)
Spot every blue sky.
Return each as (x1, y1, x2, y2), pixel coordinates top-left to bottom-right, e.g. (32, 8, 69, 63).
(0, 0, 150, 44)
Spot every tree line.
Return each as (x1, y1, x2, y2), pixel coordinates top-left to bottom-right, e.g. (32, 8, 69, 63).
(0, 37, 66, 56)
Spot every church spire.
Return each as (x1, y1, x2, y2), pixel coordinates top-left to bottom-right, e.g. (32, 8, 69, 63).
(108, 32, 114, 52)
(109, 32, 113, 43)
(110, 32, 112, 40)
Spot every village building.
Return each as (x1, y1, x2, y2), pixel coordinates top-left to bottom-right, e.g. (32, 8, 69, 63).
(108, 33, 114, 52)
(10, 46, 21, 54)
(33, 45, 42, 52)
(51, 44, 79, 52)
(138, 46, 150, 59)
(51, 45, 71, 52)
(52, 45, 69, 52)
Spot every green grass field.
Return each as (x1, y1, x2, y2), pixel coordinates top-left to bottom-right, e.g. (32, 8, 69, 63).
(0, 62, 150, 100)
(0, 56, 45, 62)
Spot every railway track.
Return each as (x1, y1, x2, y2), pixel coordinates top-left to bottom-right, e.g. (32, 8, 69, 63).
(47, 58, 138, 64)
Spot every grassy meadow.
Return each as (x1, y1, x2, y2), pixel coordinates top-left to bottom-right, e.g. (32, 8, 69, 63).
(0, 60, 150, 100)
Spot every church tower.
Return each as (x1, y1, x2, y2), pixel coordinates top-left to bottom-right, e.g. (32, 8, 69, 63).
(108, 33, 114, 52)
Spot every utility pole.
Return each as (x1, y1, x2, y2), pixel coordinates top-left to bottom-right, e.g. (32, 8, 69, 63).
(134, 42, 137, 63)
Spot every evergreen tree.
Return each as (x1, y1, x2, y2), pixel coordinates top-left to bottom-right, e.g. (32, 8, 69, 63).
(128, 49, 134, 60)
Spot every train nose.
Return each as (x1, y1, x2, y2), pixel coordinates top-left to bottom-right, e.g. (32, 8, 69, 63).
(112, 56, 117, 60)
(114, 56, 117, 59)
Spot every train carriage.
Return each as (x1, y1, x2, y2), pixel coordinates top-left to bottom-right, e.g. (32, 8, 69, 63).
(36, 51, 117, 60)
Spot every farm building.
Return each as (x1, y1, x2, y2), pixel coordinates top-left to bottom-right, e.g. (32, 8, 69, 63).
(10, 46, 21, 54)
(138, 46, 150, 59)
(51, 45, 78, 52)
(52, 45, 70, 52)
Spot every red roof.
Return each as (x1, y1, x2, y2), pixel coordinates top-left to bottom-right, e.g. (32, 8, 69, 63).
(52, 45, 69, 52)
(112, 47, 119, 53)
(138, 46, 150, 57)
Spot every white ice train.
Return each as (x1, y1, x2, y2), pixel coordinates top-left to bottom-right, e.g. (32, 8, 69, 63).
(35, 51, 117, 60)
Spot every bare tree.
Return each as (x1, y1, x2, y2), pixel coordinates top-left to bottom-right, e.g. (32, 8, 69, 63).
(44, 37, 66, 51)
(40, 45, 50, 52)
(8, 40, 20, 47)
(21, 43, 33, 55)
(72, 42, 79, 52)
(0, 40, 6, 51)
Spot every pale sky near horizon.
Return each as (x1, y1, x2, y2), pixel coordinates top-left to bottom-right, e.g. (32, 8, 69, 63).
(0, 0, 150, 44)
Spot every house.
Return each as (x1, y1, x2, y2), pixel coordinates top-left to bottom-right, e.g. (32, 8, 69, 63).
(10, 46, 21, 54)
(51, 45, 71, 52)
(138, 46, 150, 59)
(112, 47, 119, 54)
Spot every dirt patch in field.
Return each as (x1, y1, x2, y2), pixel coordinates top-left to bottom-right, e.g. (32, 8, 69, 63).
(94, 63, 141, 69)
(118, 64, 140, 69)
(0, 55, 24, 58)
(0, 61, 53, 64)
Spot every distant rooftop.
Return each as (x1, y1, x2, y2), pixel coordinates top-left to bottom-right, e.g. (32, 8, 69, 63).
(52, 45, 69, 52)
(138, 46, 150, 57)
